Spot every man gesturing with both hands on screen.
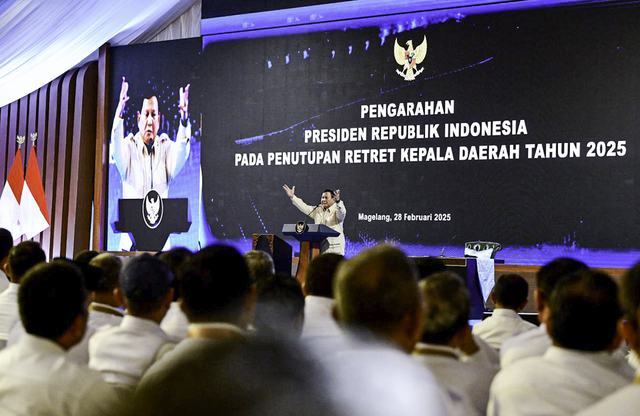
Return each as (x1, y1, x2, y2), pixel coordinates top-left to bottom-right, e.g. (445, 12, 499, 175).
(283, 185, 346, 255)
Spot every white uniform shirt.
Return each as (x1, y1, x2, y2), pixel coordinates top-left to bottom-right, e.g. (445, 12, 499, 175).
(0, 270, 9, 294)
(88, 303, 124, 330)
(291, 195, 346, 255)
(89, 315, 177, 389)
(576, 373, 640, 416)
(462, 334, 501, 368)
(488, 346, 634, 416)
(0, 283, 19, 343)
(112, 115, 190, 199)
(300, 296, 345, 357)
(500, 323, 551, 367)
(8, 319, 96, 365)
(324, 339, 456, 416)
(472, 309, 537, 350)
(0, 333, 119, 415)
(160, 302, 189, 340)
(414, 342, 498, 415)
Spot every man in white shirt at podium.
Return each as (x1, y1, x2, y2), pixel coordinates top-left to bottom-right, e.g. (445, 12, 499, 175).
(283, 185, 346, 255)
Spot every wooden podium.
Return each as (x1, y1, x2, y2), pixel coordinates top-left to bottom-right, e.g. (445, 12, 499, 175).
(282, 224, 339, 283)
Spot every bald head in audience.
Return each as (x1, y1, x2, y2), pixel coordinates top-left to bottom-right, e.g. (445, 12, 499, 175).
(334, 245, 422, 353)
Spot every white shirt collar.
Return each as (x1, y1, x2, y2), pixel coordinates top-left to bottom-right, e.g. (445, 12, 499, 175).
(491, 308, 523, 319)
(414, 342, 462, 359)
(121, 315, 163, 332)
(187, 322, 246, 337)
(20, 333, 65, 355)
(544, 345, 619, 369)
(5, 283, 19, 293)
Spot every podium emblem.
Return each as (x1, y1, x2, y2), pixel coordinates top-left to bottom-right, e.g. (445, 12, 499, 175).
(142, 190, 163, 229)
(295, 221, 308, 234)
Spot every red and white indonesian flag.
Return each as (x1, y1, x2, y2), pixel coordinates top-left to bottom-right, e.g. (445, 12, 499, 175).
(0, 148, 25, 238)
(20, 146, 50, 239)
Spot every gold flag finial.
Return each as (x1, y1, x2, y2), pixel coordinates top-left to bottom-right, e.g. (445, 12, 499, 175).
(30, 132, 37, 144)
(16, 135, 25, 148)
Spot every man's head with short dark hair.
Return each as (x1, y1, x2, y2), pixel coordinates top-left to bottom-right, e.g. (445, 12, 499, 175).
(0, 228, 13, 262)
(0, 228, 12, 281)
(19, 261, 88, 348)
(243, 250, 275, 283)
(304, 253, 344, 298)
(119, 254, 174, 316)
(254, 275, 305, 338)
(7, 241, 46, 283)
(419, 272, 470, 345)
(160, 248, 193, 301)
(334, 245, 422, 352)
(547, 270, 620, 352)
(536, 258, 588, 300)
(74, 250, 99, 265)
(180, 245, 253, 325)
(535, 258, 588, 322)
(492, 273, 529, 311)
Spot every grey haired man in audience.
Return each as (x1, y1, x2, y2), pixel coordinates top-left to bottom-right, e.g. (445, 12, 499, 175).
(414, 271, 498, 415)
(327, 245, 470, 416)
(488, 270, 633, 415)
(0, 261, 120, 415)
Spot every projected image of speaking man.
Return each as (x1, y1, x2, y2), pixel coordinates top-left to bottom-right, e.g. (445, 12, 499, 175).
(111, 77, 192, 250)
(283, 185, 346, 255)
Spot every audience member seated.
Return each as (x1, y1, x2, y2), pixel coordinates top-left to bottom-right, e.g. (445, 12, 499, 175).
(576, 261, 640, 415)
(254, 274, 305, 339)
(159, 248, 192, 340)
(472, 273, 536, 350)
(327, 245, 468, 416)
(488, 270, 633, 416)
(500, 258, 588, 367)
(89, 254, 177, 393)
(0, 261, 120, 415)
(243, 250, 275, 283)
(7, 257, 103, 364)
(88, 253, 125, 328)
(138, 245, 255, 387)
(414, 271, 498, 415)
(0, 228, 13, 294)
(133, 336, 344, 416)
(0, 241, 45, 347)
(300, 253, 345, 353)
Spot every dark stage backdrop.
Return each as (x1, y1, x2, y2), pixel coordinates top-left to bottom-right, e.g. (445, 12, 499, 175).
(199, 3, 640, 266)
